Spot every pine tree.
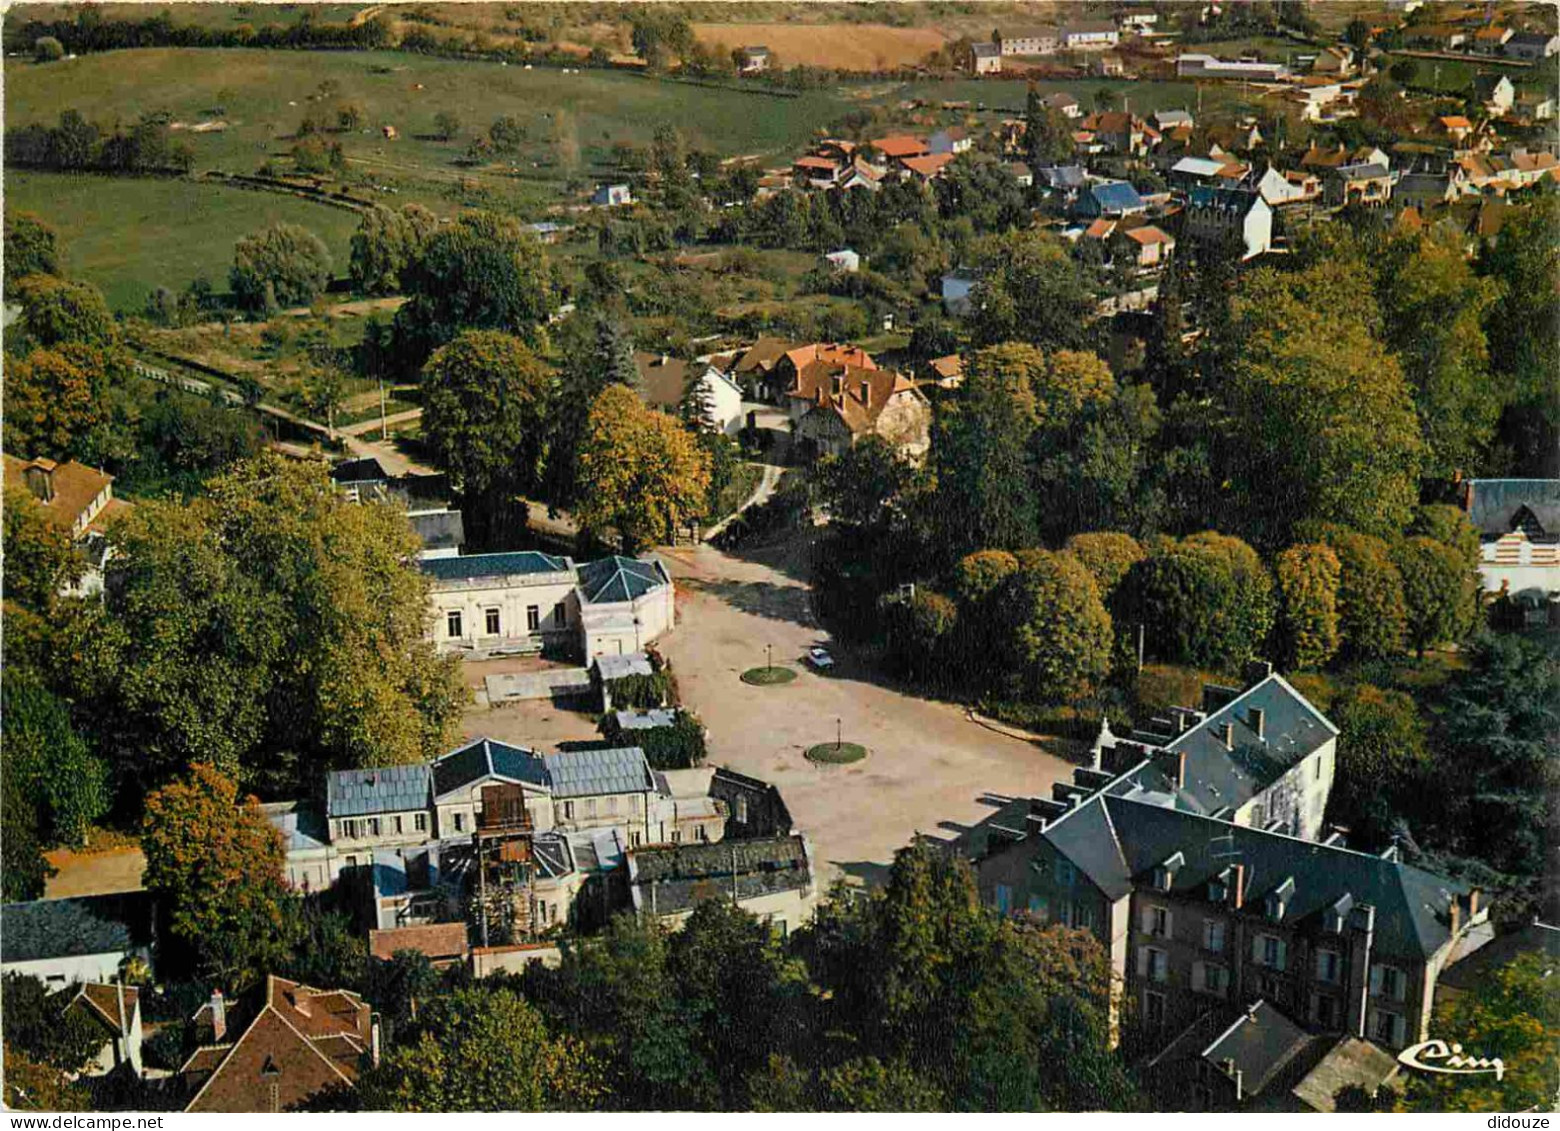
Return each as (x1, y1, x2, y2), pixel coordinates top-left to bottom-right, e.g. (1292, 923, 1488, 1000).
(678, 366, 719, 434)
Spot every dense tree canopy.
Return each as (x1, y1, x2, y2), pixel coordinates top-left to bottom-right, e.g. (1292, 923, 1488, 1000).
(141, 763, 295, 989)
(393, 210, 555, 371)
(1273, 542, 1341, 671)
(967, 229, 1098, 352)
(10, 273, 117, 350)
(420, 330, 554, 546)
(993, 550, 1113, 703)
(3, 211, 61, 295)
(95, 455, 465, 798)
(574, 385, 711, 554)
(1218, 259, 1422, 547)
(1118, 533, 1273, 672)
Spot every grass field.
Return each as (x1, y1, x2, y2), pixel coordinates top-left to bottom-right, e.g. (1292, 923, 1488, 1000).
(5, 48, 849, 203)
(5, 171, 362, 310)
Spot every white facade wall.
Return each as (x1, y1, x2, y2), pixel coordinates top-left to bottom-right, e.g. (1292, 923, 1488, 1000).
(3, 951, 140, 987)
(430, 572, 577, 657)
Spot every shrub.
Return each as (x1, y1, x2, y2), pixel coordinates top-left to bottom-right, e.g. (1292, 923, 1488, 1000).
(33, 36, 64, 62)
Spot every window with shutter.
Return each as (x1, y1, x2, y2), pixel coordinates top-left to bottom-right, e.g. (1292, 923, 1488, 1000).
(996, 884, 1013, 914)
(1369, 965, 1384, 995)
(1275, 939, 1288, 971)
(1203, 919, 1225, 952)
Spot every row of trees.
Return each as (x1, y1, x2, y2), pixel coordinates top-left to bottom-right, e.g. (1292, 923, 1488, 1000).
(5, 108, 194, 176)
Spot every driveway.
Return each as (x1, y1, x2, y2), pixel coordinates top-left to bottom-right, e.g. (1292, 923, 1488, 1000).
(650, 535, 1077, 888)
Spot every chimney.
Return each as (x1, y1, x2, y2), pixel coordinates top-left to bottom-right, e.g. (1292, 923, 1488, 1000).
(1230, 863, 1246, 909)
(1218, 722, 1234, 750)
(1248, 707, 1265, 740)
(209, 989, 227, 1042)
(371, 1014, 382, 1068)
(1449, 897, 1461, 937)
(1468, 887, 1481, 920)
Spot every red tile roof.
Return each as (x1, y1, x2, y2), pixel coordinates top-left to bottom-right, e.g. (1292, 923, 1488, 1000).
(182, 976, 372, 1113)
(369, 922, 470, 963)
(871, 134, 930, 159)
(900, 152, 956, 179)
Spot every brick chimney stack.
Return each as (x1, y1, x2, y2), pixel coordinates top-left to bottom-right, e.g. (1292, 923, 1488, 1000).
(209, 989, 227, 1042)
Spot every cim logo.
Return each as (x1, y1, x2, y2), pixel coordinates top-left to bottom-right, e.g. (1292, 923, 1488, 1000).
(1397, 1038, 1506, 1081)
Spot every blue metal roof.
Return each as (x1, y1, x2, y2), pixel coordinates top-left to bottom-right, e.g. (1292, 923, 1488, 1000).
(577, 556, 668, 604)
(420, 551, 571, 582)
(544, 746, 655, 798)
(1088, 180, 1145, 212)
(326, 764, 432, 818)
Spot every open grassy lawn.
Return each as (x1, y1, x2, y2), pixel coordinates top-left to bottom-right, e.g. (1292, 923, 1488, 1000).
(5, 48, 849, 206)
(6, 170, 362, 311)
(894, 76, 1257, 118)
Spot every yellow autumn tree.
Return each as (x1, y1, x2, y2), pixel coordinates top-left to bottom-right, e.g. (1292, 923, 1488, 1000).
(574, 385, 711, 554)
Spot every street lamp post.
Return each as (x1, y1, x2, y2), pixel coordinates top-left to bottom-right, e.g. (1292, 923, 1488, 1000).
(766, 643, 772, 675)
(837, 717, 842, 752)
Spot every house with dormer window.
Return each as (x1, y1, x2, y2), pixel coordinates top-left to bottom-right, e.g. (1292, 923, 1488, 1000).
(974, 665, 1490, 1057)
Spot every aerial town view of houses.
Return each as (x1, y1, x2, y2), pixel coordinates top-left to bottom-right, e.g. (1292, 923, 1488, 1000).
(0, 0, 1556, 1116)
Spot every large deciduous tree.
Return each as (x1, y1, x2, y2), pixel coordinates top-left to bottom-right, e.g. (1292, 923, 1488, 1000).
(1378, 231, 1503, 476)
(1405, 953, 1559, 1113)
(98, 455, 465, 797)
(230, 222, 333, 311)
(2, 344, 120, 462)
(1063, 532, 1145, 602)
(1118, 532, 1274, 672)
(574, 385, 711, 554)
(11, 274, 117, 350)
(393, 210, 555, 371)
(1218, 259, 1422, 547)
(1324, 530, 1407, 662)
(349, 203, 437, 295)
(141, 763, 295, 989)
(967, 229, 1098, 352)
(1326, 684, 1428, 846)
(420, 330, 553, 547)
(1393, 535, 1479, 657)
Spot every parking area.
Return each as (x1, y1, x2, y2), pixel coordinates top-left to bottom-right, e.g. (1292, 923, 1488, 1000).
(459, 532, 1078, 889)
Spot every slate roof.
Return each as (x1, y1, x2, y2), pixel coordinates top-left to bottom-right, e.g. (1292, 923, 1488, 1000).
(420, 550, 571, 583)
(1146, 673, 1338, 818)
(594, 651, 655, 682)
(1189, 185, 1265, 214)
(972, 42, 1001, 58)
(577, 556, 669, 604)
(1, 893, 155, 964)
(630, 834, 812, 913)
(1202, 1001, 1315, 1095)
(613, 708, 680, 730)
(1437, 920, 1560, 992)
(543, 746, 655, 798)
(326, 764, 432, 818)
(432, 737, 549, 799)
(1061, 793, 1473, 961)
(263, 801, 330, 853)
(1290, 1037, 1401, 1113)
(1333, 161, 1390, 180)
(1464, 479, 1560, 539)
